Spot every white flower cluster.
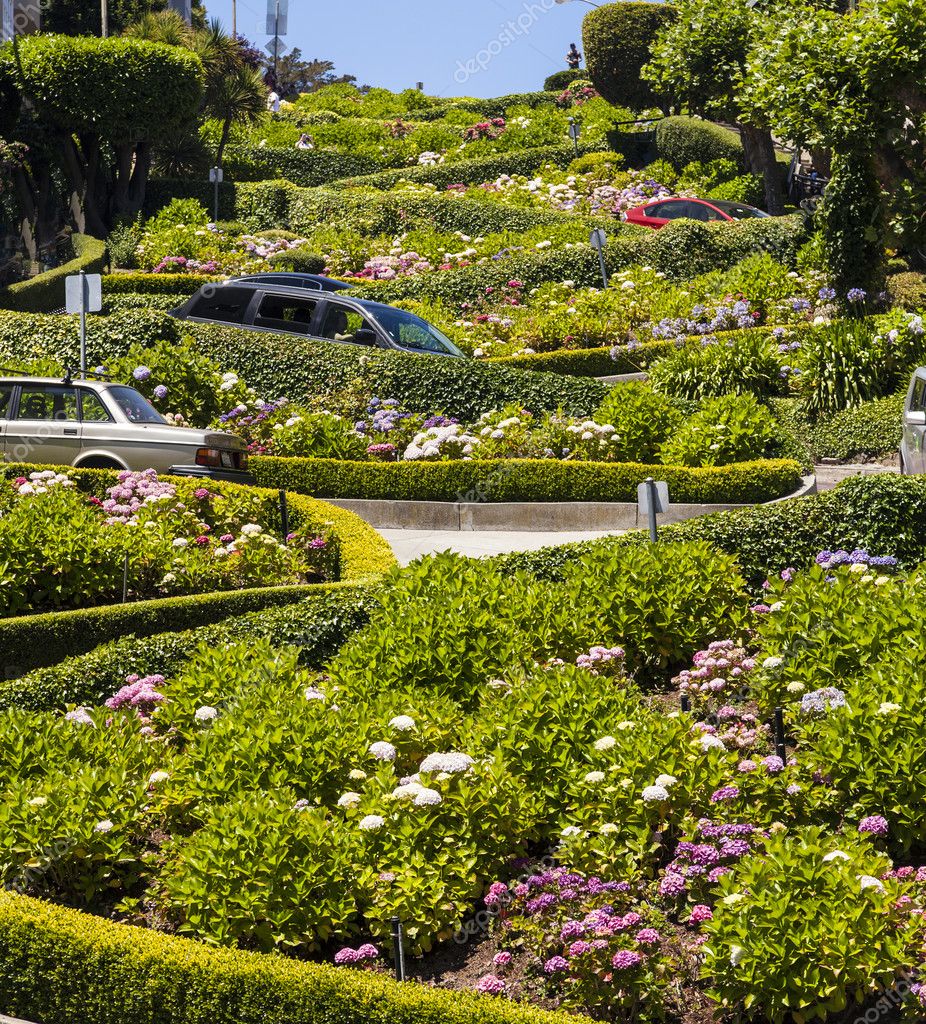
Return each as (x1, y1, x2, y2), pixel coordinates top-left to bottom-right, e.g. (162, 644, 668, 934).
(419, 752, 475, 774)
(16, 470, 74, 496)
(404, 424, 480, 461)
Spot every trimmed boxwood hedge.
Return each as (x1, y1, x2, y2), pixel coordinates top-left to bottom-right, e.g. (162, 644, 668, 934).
(491, 338, 682, 377)
(0, 586, 377, 712)
(103, 272, 213, 295)
(0, 235, 107, 313)
(0, 463, 395, 674)
(491, 474, 926, 587)
(224, 145, 387, 188)
(654, 117, 745, 171)
(0, 309, 611, 419)
(251, 456, 803, 505)
(0, 891, 575, 1024)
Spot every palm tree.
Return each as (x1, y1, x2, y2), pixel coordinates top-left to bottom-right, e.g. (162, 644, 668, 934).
(209, 65, 267, 168)
(123, 10, 193, 46)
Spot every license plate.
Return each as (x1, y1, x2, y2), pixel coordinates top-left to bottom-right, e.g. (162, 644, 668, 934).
(221, 451, 234, 468)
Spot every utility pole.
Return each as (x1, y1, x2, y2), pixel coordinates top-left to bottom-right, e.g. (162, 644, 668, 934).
(232, 0, 237, 37)
(100, 0, 108, 36)
(273, 0, 280, 85)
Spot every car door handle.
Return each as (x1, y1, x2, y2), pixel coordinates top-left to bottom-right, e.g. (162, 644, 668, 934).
(63, 428, 78, 435)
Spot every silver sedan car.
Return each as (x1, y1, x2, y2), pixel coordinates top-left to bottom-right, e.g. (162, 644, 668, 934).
(0, 375, 254, 483)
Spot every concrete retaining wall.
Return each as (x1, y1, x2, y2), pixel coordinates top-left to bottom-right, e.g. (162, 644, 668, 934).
(325, 475, 817, 533)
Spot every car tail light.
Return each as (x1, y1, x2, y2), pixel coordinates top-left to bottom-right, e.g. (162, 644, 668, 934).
(196, 447, 248, 470)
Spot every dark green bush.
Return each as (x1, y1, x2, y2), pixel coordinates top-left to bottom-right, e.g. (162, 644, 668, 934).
(583, 2, 676, 111)
(252, 455, 803, 505)
(224, 145, 386, 187)
(544, 70, 584, 92)
(887, 271, 926, 311)
(773, 393, 904, 462)
(655, 117, 744, 170)
(267, 247, 326, 273)
(0, 587, 375, 713)
(0, 236, 107, 313)
(0, 891, 576, 1024)
(649, 332, 787, 400)
(103, 273, 209, 295)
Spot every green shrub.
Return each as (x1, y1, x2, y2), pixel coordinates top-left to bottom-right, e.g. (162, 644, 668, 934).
(544, 70, 583, 92)
(659, 393, 779, 466)
(654, 117, 744, 170)
(252, 455, 802, 505)
(704, 828, 917, 1024)
(594, 381, 682, 461)
(886, 271, 926, 311)
(106, 221, 142, 270)
(267, 246, 326, 273)
(0, 891, 577, 1024)
(103, 273, 209, 295)
(582, 2, 677, 111)
(649, 333, 786, 400)
(224, 145, 385, 188)
(0, 235, 107, 313)
(772, 393, 904, 462)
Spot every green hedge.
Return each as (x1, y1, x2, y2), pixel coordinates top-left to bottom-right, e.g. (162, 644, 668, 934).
(0, 892, 574, 1024)
(0, 463, 394, 674)
(772, 393, 905, 462)
(491, 338, 682, 377)
(491, 474, 926, 586)
(103, 272, 213, 295)
(224, 145, 386, 188)
(144, 178, 239, 219)
(251, 455, 803, 505)
(654, 117, 745, 170)
(544, 69, 584, 92)
(0, 586, 376, 712)
(0, 235, 107, 313)
(583, 2, 676, 111)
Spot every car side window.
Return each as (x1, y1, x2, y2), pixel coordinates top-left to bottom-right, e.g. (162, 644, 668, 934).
(660, 201, 691, 220)
(911, 378, 926, 412)
(17, 385, 78, 421)
(79, 389, 112, 423)
(321, 305, 373, 344)
(253, 294, 318, 334)
(645, 202, 667, 218)
(0, 385, 14, 419)
(685, 202, 712, 222)
(189, 286, 254, 325)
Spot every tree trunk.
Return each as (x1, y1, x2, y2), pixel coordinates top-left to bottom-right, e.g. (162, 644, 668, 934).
(740, 124, 785, 216)
(216, 117, 232, 169)
(11, 165, 37, 260)
(109, 141, 135, 222)
(127, 139, 152, 217)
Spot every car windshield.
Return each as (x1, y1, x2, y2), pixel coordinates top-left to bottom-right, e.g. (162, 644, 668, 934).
(366, 305, 464, 356)
(107, 386, 167, 424)
(709, 200, 770, 219)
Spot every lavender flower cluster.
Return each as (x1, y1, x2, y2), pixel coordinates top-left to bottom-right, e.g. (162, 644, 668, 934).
(673, 640, 756, 698)
(659, 820, 763, 899)
(647, 299, 758, 341)
(814, 549, 898, 571)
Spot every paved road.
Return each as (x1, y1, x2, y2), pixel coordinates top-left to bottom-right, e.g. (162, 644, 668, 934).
(380, 529, 624, 565)
(814, 461, 899, 491)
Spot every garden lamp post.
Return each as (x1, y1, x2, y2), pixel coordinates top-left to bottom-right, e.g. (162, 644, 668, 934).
(101, 0, 108, 36)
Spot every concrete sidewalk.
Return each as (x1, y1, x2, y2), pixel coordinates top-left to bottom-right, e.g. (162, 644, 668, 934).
(380, 529, 624, 565)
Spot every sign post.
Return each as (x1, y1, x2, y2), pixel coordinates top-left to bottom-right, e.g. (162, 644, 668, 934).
(209, 166, 224, 222)
(65, 271, 102, 376)
(567, 116, 581, 157)
(637, 477, 669, 543)
(589, 228, 609, 289)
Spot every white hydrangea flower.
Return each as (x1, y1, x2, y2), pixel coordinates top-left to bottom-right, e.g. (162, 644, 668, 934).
(599, 822, 619, 834)
(822, 850, 850, 862)
(27, 796, 47, 808)
(878, 702, 901, 715)
(241, 523, 263, 537)
(348, 769, 368, 781)
(560, 825, 584, 837)
(194, 706, 218, 723)
(148, 771, 169, 785)
(93, 819, 114, 833)
(642, 785, 670, 803)
(699, 734, 726, 751)
(64, 707, 94, 726)
(786, 682, 805, 694)
(413, 788, 442, 806)
(358, 814, 385, 831)
(763, 656, 783, 669)
(369, 741, 397, 761)
(859, 874, 885, 892)
(593, 736, 616, 751)
(337, 792, 362, 808)
(654, 774, 678, 788)
(730, 945, 746, 966)
(419, 752, 474, 774)
(616, 721, 635, 731)
(584, 771, 606, 784)
(389, 715, 416, 731)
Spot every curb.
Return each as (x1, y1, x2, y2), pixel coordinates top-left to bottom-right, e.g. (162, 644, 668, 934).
(325, 475, 817, 533)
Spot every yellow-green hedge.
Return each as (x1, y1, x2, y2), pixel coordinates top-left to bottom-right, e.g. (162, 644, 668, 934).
(0, 234, 107, 313)
(0, 892, 572, 1024)
(0, 464, 395, 672)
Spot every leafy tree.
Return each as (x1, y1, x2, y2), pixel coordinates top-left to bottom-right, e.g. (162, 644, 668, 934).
(582, 2, 675, 112)
(643, 0, 787, 215)
(3, 35, 203, 238)
(41, 0, 205, 35)
(743, 0, 926, 288)
(267, 49, 356, 100)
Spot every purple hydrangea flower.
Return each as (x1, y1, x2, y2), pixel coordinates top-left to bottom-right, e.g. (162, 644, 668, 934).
(858, 815, 889, 837)
(544, 956, 569, 974)
(153, 384, 168, 400)
(133, 365, 151, 382)
(611, 950, 643, 969)
(710, 786, 740, 803)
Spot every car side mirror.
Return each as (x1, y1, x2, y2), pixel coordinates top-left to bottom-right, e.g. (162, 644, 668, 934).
(906, 410, 926, 425)
(354, 328, 377, 347)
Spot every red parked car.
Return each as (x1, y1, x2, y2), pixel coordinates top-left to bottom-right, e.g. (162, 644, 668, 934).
(624, 197, 770, 229)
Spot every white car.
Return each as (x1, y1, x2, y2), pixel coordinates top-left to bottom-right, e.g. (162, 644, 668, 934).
(0, 375, 253, 483)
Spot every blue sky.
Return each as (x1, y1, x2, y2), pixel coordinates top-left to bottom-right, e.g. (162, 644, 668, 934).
(203, 0, 594, 98)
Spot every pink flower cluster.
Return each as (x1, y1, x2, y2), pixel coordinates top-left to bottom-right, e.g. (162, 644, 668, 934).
(105, 674, 166, 715)
(674, 640, 756, 699)
(463, 118, 506, 142)
(349, 252, 433, 280)
(695, 706, 768, 751)
(575, 645, 625, 674)
(98, 469, 177, 525)
(333, 943, 379, 965)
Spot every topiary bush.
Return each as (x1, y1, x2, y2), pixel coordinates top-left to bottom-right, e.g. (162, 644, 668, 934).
(654, 116, 744, 170)
(0, 235, 107, 313)
(544, 70, 583, 92)
(583, 2, 677, 111)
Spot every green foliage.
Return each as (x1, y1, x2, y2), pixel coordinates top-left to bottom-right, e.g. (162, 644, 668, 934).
(582, 2, 676, 111)
(649, 333, 786, 401)
(887, 272, 926, 312)
(654, 117, 744, 171)
(5, 35, 204, 145)
(818, 151, 885, 295)
(594, 382, 682, 462)
(659, 393, 778, 466)
(772, 394, 904, 462)
(267, 246, 326, 274)
(544, 70, 583, 92)
(106, 221, 143, 271)
(252, 455, 802, 505)
(704, 828, 919, 1024)
(0, 236, 107, 314)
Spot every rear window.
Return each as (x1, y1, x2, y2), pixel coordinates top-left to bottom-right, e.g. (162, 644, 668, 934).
(107, 387, 166, 424)
(189, 286, 255, 325)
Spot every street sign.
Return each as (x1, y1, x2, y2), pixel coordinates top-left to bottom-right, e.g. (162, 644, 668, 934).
(568, 121, 581, 141)
(65, 272, 101, 315)
(265, 0, 288, 35)
(638, 478, 669, 543)
(65, 272, 102, 376)
(589, 228, 607, 250)
(209, 167, 224, 184)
